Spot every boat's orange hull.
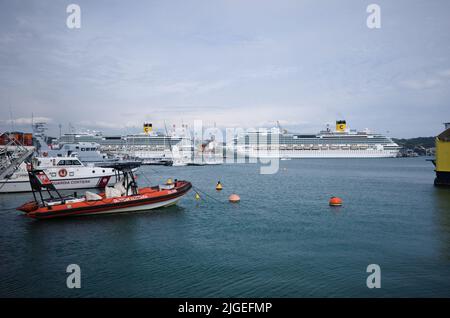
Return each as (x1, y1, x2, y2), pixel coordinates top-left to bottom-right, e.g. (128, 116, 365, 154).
(18, 181, 192, 219)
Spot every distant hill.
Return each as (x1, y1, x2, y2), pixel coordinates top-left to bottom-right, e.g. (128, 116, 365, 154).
(393, 137, 435, 149)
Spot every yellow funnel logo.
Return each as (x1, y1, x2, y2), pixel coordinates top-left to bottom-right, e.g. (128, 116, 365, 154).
(336, 120, 346, 132)
(143, 123, 153, 134)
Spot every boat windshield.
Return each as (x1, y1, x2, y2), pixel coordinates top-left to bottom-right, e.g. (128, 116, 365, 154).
(57, 159, 82, 166)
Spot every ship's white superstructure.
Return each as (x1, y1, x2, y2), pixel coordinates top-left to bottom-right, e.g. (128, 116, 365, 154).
(56, 123, 225, 165)
(47, 142, 117, 165)
(234, 120, 400, 159)
(58, 123, 192, 163)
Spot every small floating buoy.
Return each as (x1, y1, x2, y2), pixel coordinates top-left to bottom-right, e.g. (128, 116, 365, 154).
(329, 196, 343, 206)
(195, 193, 201, 200)
(229, 194, 240, 203)
(216, 181, 223, 191)
(166, 178, 173, 185)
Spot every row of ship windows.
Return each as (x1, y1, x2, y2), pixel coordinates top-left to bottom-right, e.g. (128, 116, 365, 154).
(100, 145, 170, 149)
(245, 145, 378, 148)
(60, 138, 182, 144)
(62, 142, 177, 146)
(239, 140, 391, 145)
(243, 136, 389, 140)
(240, 137, 390, 141)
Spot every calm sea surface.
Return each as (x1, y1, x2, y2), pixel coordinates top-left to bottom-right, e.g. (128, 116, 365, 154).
(1, 157, 450, 297)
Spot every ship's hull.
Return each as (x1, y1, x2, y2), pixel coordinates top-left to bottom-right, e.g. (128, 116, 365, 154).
(236, 149, 399, 159)
(76, 196, 182, 216)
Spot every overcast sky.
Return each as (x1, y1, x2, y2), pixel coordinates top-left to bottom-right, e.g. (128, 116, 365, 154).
(1, 0, 449, 138)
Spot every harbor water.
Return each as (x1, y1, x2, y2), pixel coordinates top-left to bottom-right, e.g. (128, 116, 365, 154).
(1, 157, 450, 297)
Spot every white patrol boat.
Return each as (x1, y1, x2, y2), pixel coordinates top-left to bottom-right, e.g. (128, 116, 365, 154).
(0, 156, 127, 193)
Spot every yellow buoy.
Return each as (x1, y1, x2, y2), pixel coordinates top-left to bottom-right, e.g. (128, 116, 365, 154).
(216, 181, 223, 191)
(166, 178, 173, 185)
(195, 193, 201, 200)
(229, 194, 240, 203)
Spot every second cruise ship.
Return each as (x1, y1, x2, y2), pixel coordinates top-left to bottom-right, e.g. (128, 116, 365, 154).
(234, 120, 400, 158)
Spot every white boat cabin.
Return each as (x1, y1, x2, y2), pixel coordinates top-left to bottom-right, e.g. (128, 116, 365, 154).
(33, 156, 86, 168)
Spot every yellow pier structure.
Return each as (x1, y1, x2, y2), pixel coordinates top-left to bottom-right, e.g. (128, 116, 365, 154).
(433, 123, 450, 186)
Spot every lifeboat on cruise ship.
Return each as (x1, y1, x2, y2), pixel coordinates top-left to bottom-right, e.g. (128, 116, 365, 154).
(17, 162, 191, 219)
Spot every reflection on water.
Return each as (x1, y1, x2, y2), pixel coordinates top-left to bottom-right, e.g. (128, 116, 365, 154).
(433, 188, 450, 260)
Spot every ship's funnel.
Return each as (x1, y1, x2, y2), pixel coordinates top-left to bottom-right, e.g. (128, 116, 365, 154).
(336, 120, 346, 132)
(143, 123, 153, 134)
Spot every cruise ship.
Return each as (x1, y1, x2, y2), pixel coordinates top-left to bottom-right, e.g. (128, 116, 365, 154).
(234, 120, 400, 158)
(56, 123, 193, 163)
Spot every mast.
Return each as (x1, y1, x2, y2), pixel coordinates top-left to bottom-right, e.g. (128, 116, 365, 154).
(164, 121, 175, 163)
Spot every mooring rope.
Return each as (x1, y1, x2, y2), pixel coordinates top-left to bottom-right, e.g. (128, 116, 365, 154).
(191, 185, 228, 204)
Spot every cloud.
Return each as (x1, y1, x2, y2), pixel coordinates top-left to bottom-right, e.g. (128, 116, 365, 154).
(400, 78, 441, 90)
(399, 67, 450, 90)
(143, 65, 297, 97)
(438, 69, 450, 77)
(76, 120, 140, 130)
(1, 116, 52, 125)
(237, 65, 298, 80)
(152, 80, 231, 95)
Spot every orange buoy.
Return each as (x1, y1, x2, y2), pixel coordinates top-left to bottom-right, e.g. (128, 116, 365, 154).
(329, 196, 343, 206)
(228, 194, 240, 203)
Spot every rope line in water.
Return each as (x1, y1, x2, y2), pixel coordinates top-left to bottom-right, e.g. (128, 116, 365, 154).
(191, 185, 228, 204)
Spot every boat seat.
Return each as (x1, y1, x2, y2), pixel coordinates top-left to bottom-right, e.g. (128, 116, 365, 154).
(85, 191, 102, 201)
(45, 200, 62, 207)
(65, 197, 86, 204)
(105, 186, 122, 198)
(159, 184, 175, 190)
(113, 181, 126, 196)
